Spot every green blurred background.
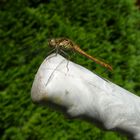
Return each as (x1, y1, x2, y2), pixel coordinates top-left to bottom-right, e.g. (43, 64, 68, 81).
(0, 0, 140, 139)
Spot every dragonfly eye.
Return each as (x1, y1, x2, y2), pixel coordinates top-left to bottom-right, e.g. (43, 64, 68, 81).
(48, 39, 56, 47)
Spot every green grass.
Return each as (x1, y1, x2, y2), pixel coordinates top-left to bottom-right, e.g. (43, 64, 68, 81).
(0, 0, 140, 139)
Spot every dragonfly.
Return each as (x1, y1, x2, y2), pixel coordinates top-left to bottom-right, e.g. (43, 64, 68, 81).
(48, 38, 113, 71)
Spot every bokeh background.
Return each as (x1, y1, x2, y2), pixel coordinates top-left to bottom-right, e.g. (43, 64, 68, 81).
(1, 0, 140, 139)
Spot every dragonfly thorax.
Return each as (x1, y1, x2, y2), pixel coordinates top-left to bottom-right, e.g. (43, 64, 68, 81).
(49, 38, 74, 50)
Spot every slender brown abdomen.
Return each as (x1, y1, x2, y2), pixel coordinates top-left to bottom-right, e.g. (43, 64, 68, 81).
(73, 45, 113, 71)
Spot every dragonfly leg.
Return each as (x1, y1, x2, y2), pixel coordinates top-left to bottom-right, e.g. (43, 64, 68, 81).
(45, 59, 65, 86)
(55, 46, 59, 55)
(46, 48, 57, 61)
(47, 48, 56, 55)
(60, 49, 70, 72)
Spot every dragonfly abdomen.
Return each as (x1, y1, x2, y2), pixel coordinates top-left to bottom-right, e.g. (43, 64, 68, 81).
(73, 45, 113, 71)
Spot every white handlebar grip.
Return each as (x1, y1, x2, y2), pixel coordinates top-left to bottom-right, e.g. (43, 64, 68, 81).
(31, 54, 140, 140)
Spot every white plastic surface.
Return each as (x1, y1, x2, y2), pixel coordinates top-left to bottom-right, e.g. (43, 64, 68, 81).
(31, 54, 140, 140)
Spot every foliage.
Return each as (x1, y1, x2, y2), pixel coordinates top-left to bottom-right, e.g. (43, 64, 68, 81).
(0, 0, 140, 139)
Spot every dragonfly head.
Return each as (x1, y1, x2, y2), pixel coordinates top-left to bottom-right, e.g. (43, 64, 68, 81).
(48, 39, 57, 48)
